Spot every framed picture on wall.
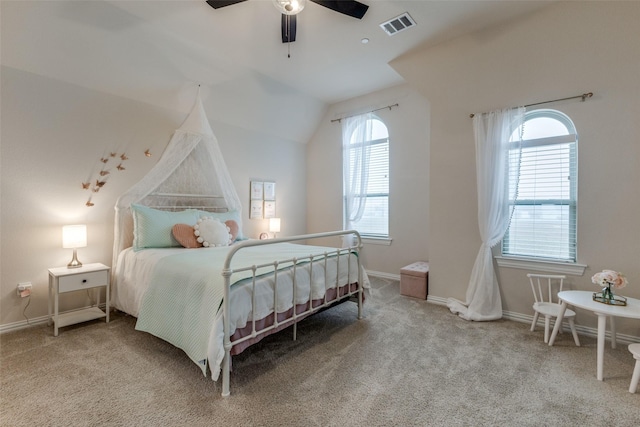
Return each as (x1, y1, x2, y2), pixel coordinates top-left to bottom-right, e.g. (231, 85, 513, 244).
(250, 181, 263, 200)
(264, 201, 276, 219)
(263, 181, 276, 201)
(250, 200, 263, 219)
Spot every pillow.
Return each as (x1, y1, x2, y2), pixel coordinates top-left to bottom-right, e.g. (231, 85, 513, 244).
(225, 220, 239, 243)
(172, 221, 237, 248)
(195, 209, 245, 240)
(131, 204, 200, 251)
(194, 217, 232, 247)
(172, 224, 202, 249)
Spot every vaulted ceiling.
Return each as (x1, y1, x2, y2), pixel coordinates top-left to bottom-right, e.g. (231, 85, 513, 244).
(1, 1, 552, 142)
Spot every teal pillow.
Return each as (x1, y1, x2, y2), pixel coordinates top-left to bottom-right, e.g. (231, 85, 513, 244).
(131, 204, 201, 251)
(195, 209, 245, 240)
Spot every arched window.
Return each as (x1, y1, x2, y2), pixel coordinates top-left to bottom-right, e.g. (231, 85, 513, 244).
(343, 115, 389, 237)
(503, 109, 578, 261)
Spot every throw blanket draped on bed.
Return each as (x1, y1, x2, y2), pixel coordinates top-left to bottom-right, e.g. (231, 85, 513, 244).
(134, 243, 360, 377)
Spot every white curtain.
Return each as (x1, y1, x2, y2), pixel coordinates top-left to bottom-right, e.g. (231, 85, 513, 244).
(447, 107, 524, 321)
(342, 113, 372, 245)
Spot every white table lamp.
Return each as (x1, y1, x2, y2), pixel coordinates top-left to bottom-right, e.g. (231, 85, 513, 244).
(62, 225, 87, 268)
(269, 218, 281, 238)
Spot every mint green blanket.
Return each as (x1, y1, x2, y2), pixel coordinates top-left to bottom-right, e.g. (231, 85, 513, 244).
(135, 243, 354, 376)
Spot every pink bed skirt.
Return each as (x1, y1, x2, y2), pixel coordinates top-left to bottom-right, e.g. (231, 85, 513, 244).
(230, 282, 362, 356)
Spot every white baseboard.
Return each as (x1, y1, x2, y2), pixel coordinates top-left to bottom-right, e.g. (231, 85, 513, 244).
(1, 314, 51, 334)
(426, 295, 448, 306)
(0, 304, 108, 334)
(427, 295, 639, 344)
(366, 270, 401, 281)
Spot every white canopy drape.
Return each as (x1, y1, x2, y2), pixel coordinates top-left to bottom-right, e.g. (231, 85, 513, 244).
(447, 107, 524, 321)
(112, 91, 242, 271)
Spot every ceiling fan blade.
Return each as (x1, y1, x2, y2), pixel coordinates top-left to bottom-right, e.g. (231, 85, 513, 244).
(205, 0, 248, 9)
(281, 14, 297, 43)
(310, 0, 369, 19)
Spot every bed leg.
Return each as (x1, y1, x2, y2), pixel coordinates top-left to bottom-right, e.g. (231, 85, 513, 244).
(221, 351, 231, 397)
(222, 270, 232, 397)
(293, 321, 297, 341)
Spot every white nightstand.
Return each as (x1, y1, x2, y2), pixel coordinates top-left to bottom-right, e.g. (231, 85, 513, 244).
(48, 263, 110, 336)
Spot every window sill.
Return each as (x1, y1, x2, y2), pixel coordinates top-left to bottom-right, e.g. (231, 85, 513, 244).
(361, 237, 392, 246)
(495, 256, 587, 276)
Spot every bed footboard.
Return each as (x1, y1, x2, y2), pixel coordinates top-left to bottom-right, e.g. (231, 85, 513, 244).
(220, 230, 364, 397)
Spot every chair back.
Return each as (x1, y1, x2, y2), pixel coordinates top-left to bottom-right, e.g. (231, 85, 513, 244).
(527, 274, 566, 304)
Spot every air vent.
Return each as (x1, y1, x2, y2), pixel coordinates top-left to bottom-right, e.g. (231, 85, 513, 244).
(380, 12, 415, 36)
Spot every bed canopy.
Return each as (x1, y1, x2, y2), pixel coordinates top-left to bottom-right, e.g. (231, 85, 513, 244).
(112, 91, 243, 267)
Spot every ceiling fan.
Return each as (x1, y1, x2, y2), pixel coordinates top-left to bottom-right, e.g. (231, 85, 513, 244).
(205, 0, 369, 44)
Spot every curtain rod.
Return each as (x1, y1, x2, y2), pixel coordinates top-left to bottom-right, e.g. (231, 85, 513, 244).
(331, 103, 399, 123)
(469, 92, 593, 118)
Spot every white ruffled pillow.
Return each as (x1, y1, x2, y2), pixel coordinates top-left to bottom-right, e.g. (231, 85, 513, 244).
(194, 217, 232, 247)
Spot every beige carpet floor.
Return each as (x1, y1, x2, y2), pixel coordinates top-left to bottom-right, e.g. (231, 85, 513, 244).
(1, 277, 639, 427)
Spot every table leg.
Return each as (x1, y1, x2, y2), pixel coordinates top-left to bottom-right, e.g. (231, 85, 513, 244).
(106, 282, 110, 323)
(610, 316, 616, 349)
(548, 301, 568, 346)
(48, 276, 52, 326)
(54, 287, 59, 337)
(597, 314, 606, 381)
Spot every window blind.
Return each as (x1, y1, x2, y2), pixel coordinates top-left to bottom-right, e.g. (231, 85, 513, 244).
(348, 137, 389, 236)
(503, 136, 577, 261)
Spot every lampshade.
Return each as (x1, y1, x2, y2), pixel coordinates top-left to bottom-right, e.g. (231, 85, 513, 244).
(62, 225, 87, 268)
(62, 225, 87, 248)
(269, 218, 281, 233)
(273, 0, 306, 15)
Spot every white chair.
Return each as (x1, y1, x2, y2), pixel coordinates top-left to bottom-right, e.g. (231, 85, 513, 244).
(528, 274, 580, 346)
(629, 343, 640, 393)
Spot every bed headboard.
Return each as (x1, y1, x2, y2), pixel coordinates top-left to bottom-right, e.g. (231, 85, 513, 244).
(144, 192, 229, 212)
(116, 192, 230, 252)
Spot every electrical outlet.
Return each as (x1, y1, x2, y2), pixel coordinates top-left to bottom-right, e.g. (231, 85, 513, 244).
(17, 282, 32, 298)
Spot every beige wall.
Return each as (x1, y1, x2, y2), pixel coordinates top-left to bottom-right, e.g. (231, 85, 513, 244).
(2, 1, 638, 341)
(391, 2, 640, 336)
(307, 84, 430, 275)
(0, 67, 308, 327)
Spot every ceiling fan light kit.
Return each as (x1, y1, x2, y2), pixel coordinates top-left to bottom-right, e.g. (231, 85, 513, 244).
(273, 0, 306, 15)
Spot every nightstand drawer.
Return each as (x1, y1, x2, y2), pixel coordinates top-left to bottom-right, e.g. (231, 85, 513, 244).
(58, 270, 108, 293)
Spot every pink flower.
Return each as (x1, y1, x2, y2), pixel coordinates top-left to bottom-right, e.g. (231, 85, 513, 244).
(592, 270, 628, 289)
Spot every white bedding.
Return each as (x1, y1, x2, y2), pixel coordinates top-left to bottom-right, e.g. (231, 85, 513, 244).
(113, 243, 368, 380)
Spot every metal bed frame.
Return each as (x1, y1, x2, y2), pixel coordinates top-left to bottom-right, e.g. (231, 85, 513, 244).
(220, 230, 364, 397)
(132, 195, 364, 396)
